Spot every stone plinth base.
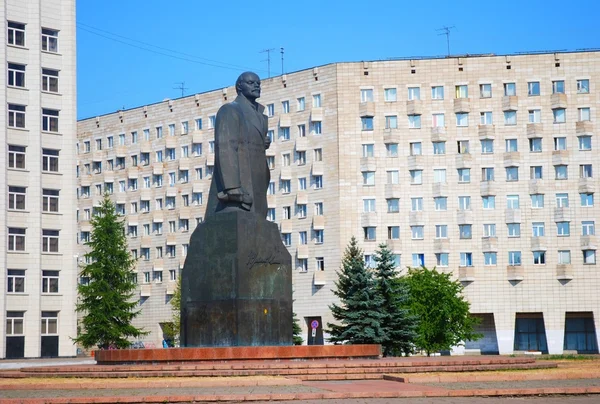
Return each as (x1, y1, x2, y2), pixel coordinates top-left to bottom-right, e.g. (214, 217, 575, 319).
(94, 344, 382, 364)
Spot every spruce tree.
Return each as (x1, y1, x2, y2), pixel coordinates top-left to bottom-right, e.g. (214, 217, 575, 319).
(326, 237, 386, 344)
(373, 243, 418, 356)
(74, 195, 147, 349)
(292, 312, 303, 345)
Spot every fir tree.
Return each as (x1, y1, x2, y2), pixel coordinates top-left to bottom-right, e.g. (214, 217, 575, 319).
(292, 312, 303, 345)
(162, 276, 181, 346)
(326, 237, 386, 344)
(373, 243, 418, 356)
(74, 195, 147, 349)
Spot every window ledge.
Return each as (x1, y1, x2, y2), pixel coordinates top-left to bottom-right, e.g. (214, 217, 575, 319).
(7, 85, 28, 91)
(43, 212, 62, 216)
(7, 293, 28, 296)
(41, 50, 62, 56)
(7, 209, 29, 213)
(8, 251, 28, 254)
(41, 131, 62, 136)
(41, 91, 61, 96)
(7, 168, 29, 173)
(41, 293, 62, 296)
(8, 127, 29, 132)
(41, 252, 62, 256)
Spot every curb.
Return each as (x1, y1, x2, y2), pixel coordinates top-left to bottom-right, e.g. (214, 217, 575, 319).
(1, 386, 600, 403)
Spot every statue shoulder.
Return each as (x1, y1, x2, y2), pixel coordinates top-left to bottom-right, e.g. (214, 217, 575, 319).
(217, 102, 242, 117)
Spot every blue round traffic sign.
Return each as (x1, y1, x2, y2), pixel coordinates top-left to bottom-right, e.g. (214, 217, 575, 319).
(311, 320, 319, 329)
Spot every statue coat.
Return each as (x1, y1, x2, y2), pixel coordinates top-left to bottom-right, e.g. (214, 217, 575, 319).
(205, 94, 270, 218)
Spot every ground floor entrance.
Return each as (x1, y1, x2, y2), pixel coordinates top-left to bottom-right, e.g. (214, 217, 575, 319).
(564, 312, 598, 353)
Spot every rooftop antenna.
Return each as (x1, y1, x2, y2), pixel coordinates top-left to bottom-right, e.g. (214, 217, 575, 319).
(260, 48, 276, 78)
(280, 47, 285, 75)
(173, 82, 188, 98)
(436, 26, 455, 56)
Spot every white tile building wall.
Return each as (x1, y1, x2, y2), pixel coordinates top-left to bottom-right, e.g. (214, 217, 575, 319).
(77, 51, 600, 354)
(2, 0, 78, 359)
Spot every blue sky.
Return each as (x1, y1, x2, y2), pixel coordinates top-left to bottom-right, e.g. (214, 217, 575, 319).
(77, 0, 598, 119)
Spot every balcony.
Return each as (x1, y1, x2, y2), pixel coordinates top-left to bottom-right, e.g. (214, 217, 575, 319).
(310, 107, 323, 122)
(579, 178, 596, 193)
(502, 96, 519, 111)
(432, 182, 448, 197)
(478, 125, 495, 139)
(115, 146, 127, 157)
(296, 191, 308, 204)
(480, 181, 497, 196)
(178, 158, 191, 170)
(554, 207, 571, 222)
(455, 153, 472, 168)
(313, 215, 325, 230)
(312, 161, 324, 176)
(456, 210, 473, 224)
(433, 238, 450, 252)
(481, 237, 498, 251)
(152, 211, 164, 223)
(529, 179, 545, 195)
(505, 209, 521, 223)
(206, 154, 215, 166)
(166, 282, 177, 295)
(551, 93, 568, 109)
(459, 266, 475, 282)
(140, 236, 152, 248)
(386, 239, 402, 251)
(314, 270, 327, 286)
(407, 155, 424, 170)
(179, 207, 191, 219)
(280, 219, 292, 233)
(530, 237, 547, 251)
(409, 211, 424, 225)
(140, 142, 152, 153)
(406, 100, 423, 115)
(503, 152, 520, 167)
(360, 157, 377, 172)
(430, 126, 447, 142)
(295, 136, 308, 151)
(576, 120, 593, 135)
(165, 137, 178, 148)
(140, 284, 152, 297)
(384, 184, 402, 199)
(267, 194, 276, 208)
(192, 131, 203, 143)
(526, 123, 544, 137)
(556, 264, 573, 281)
(361, 212, 378, 227)
(383, 129, 401, 144)
(552, 150, 570, 165)
(166, 234, 177, 246)
(359, 102, 375, 117)
(92, 150, 106, 162)
(152, 163, 164, 175)
(453, 98, 471, 113)
(297, 245, 309, 259)
(127, 167, 139, 179)
(279, 115, 291, 128)
(507, 266, 524, 281)
(280, 166, 292, 180)
(581, 235, 598, 250)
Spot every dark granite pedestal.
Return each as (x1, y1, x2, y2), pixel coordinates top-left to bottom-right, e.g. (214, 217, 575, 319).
(181, 210, 292, 347)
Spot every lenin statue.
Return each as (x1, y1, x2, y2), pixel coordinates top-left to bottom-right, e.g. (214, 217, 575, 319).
(205, 72, 270, 217)
(180, 72, 293, 348)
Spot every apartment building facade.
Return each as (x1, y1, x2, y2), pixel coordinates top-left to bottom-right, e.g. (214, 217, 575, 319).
(77, 51, 599, 355)
(2, 0, 78, 359)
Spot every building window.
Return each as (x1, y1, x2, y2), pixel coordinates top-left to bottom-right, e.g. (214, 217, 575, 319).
(8, 104, 26, 128)
(432, 113, 445, 127)
(297, 97, 305, 111)
(42, 230, 59, 253)
(297, 204, 307, 218)
(362, 144, 374, 157)
(508, 251, 522, 266)
(583, 250, 596, 264)
(408, 114, 421, 129)
(456, 113, 469, 127)
(433, 168, 447, 183)
(459, 224, 472, 239)
(504, 111, 517, 125)
(168, 124, 175, 136)
(434, 197, 447, 211)
(557, 221, 570, 237)
(298, 177, 307, 191)
(8, 186, 26, 210)
(411, 226, 424, 240)
(558, 250, 571, 265)
(433, 141, 446, 155)
(552, 80, 565, 94)
(455, 85, 468, 98)
(553, 108, 566, 123)
(408, 87, 420, 100)
(460, 252, 473, 267)
(411, 197, 423, 211)
(484, 252, 497, 266)
(386, 143, 399, 157)
(299, 231, 308, 245)
(555, 165, 568, 180)
(579, 193, 594, 207)
(311, 121, 322, 135)
(41, 270, 59, 293)
(8, 63, 26, 88)
(41, 28, 59, 52)
(578, 136, 592, 151)
(528, 109, 541, 124)
(577, 79, 590, 94)
(7, 270, 26, 293)
(281, 100, 290, 114)
(532, 222, 545, 237)
(527, 81, 540, 96)
(582, 221, 595, 236)
(282, 233, 291, 246)
(364, 255, 376, 268)
(384, 88, 397, 102)
(506, 166, 519, 182)
(531, 194, 544, 208)
(505, 139, 518, 152)
(8, 21, 26, 46)
(266, 104, 275, 116)
(8, 145, 26, 169)
(42, 189, 59, 212)
(530, 166, 543, 180)
(431, 86, 444, 99)
(8, 228, 26, 251)
(556, 193, 569, 207)
(387, 170, 399, 184)
(316, 257, 325, 271)
(361, 117, 374, 131)
(42, 108, 59, 132)
(507, 195, 520, 209)
(507, 223, 521, 238)
(385, 115, 398, 129)
(363, 171, 375, 186)
(480, 111, 493, 125)
(297, 124, 306, 138)
(387, 198, 399, 213)
(435, 225, 448, 239)
(529, 138, 542, 153)
(480, 84, 492, 98)
(436, 253, 449, 267)
(533, 251, 546, 265)
(580, 164, 593, 178)
(41, 68, 60, 93)
(578, 108, 591, 122)
(314, 202, 323, 216)
(388, 226, 400, 239)
(360, 89, 374, 102)
(482, 195, 495, 209)
(457, 140, 470, 154)
(458, 196, 471, 210)
(554, 137, 567, 151)
(298, 259, 308, 272)
(483, 223, 496, 238)
(314, 148, 323, 161)
(480, 139, 494, 155)
(457, 168, 470, 183)
(313, 175, 323, 189)
(281, 179, 291, 193)
(363, 199, 376, 212)
(504, 82, 516, 96)
(313, 230, 324, 244)
(312, 94, 322, 107)
(410, 170, 423, 184)
(412, 253, 425, 267)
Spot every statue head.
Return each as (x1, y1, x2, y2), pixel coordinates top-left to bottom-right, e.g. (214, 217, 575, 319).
(236, 72, 261, 101)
